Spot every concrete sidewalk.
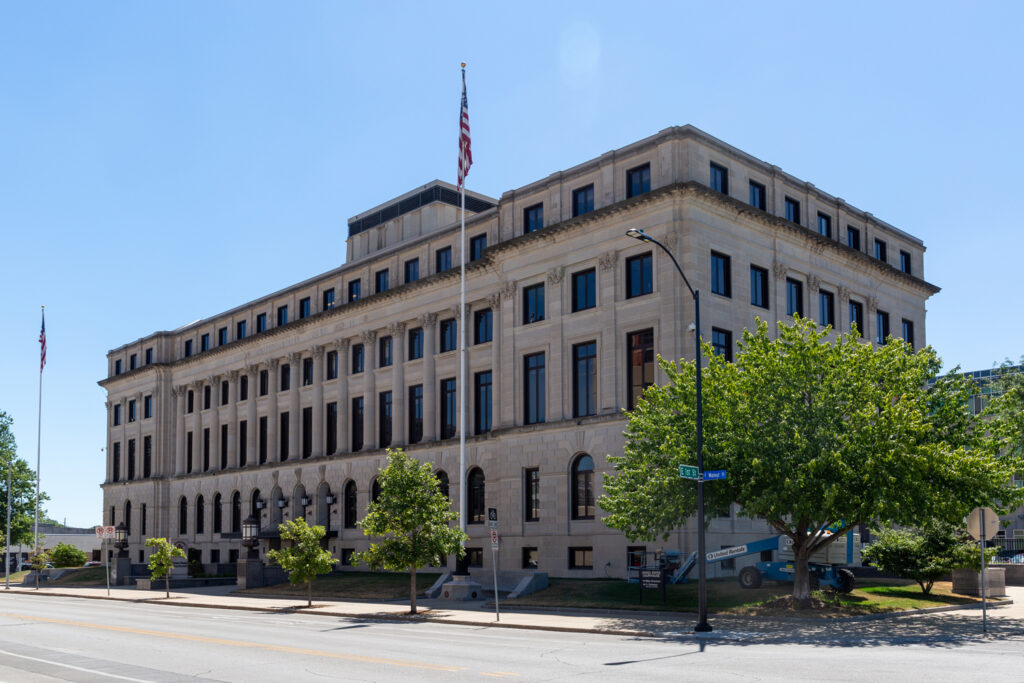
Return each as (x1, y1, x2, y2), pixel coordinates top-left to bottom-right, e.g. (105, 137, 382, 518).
(2, 582, 1022, 645)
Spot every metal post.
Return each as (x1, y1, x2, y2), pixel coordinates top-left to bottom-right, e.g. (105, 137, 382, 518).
(104, 538, 110, 597)
(693, 289, 711, 632)
(491, 545, 500, 622)
(980, 508, 987, 633)
(4, 452, 11, 590)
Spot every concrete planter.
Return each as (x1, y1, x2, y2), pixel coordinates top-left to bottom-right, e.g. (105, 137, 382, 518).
(951, 567, 1006, 597)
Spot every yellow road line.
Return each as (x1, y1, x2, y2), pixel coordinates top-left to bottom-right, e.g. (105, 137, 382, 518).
(0, 612, 465, 673)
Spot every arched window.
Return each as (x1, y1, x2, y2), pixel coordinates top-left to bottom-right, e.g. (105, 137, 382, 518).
(468, 467, 485, 524)
(435, 470, 450, 500)
(317, 482, 331, 527)
(571, 454, 595, 520)
(213, 493, 223, 534)
(178, 497, 188, 535)
(231, 491, 241, 533)
(250, 488, 262, 518)
(196, 495, 205, 534)
(371, 478, 381, 503)
(124, 501, 132, 537)
(343, 480, 357, 529)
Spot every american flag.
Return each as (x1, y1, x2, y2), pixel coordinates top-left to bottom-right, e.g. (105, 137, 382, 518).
(39, 308, 46, 372)
(457, 67, 472, 189)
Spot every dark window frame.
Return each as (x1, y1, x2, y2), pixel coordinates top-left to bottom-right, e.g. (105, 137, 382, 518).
(523, 203, 544, 234)
(625, 252, 653, 299)
(571, 268, 596, 312)
(626, 163, 651, 198)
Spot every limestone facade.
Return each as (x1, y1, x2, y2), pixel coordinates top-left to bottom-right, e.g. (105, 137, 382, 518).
(99, 125, 939, 579)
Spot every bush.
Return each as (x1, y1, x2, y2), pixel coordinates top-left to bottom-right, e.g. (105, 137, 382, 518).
(50, 543, 88, 568)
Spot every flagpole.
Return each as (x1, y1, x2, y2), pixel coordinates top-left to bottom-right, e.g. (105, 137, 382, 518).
(5, 441, 11, 589)
(34, 306, 45, 559)
(458, 63, 468, 547)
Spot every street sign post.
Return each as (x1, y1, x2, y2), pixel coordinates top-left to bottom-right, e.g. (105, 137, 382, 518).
(967, 506, 999, 632)
(488, 510, 500, 622)
(95, 526, 114, 596)
(639, 567, 666, 605)
(703, 469, 727, 481)
(487, 507, 498, 530)
(679, 464, 699, 480)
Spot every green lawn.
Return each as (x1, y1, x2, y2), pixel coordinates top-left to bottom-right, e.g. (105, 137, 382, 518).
(241, 571, 443, 600)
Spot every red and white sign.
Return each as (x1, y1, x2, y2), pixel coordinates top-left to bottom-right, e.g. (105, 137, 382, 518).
(95, 526, 115, 539)
(490, 529, 499, 549)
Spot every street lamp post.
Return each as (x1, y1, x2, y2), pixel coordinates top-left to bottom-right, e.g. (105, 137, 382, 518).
(114, 522, 128, 557)
(625, 228, 712, 633)
(241, 514, 260, 560)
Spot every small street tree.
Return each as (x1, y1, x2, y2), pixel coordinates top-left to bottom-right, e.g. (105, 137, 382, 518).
(146, 537, 185, 598)
(862, 521, 989, 594)
(0, 412, 49, 554)
(50, 542, 87, 568)
(266, 518, 337, 607)
(602, 318, 1024, 606)
(354, 449, 467, 614)
(28, 547, 51, 590)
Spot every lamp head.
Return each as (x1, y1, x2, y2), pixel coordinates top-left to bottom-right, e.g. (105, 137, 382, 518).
(625, 228, 648, 241)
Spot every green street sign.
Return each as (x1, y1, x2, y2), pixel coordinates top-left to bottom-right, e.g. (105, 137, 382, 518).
(679, 464, 699, 480)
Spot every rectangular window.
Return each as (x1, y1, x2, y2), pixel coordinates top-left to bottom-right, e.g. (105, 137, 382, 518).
(143, 395, 152, 419)
(711, 251, 731, 297)
(352, 344, 364, 374)
(849, 300, 864, 337)
(711, 328, 733, 362)
(749, 180, 766, 210)
(900, 250, 912, 275)
(323, 288, 335, 311)
(184, 340, 193, 358)
(112, 442, 121, 482)
(186, 433, 192, 472)
(709, 162, 728, 194)
(128, 400, 136, 423)
(379, 336, 392, 367)
(404, 258, 419, 284)
(204, 385, 211, 410)
(143, 435, 151, 477)
(785, 196, 801, 224)
(440, 319, 457, 353)
(524, 468, 540, 522)
(847, 226, 861, 251)
(817, 212, 832, 239)
(280, 364, 290, 392)
(572, 342, 597, 418)
(440, 378, 457, 439)
(113, 404, 121, 426)
(876, 311, 890, 344)
(572, 184, 594, 217)
(474, 371, 492, 434)
(348, 279, 361, 302)
(626, 163, 651, 198)
(145, 348, 153, 365)
(819, 291, 835, 328)
(786, 278, 804, 317)
(127, 439, 136, 480)
(203, 427, 210, 470)
(256, 313, 267, 333)
(187, 390, 194, 413)
(405, 385, 421, 444)
(627, 329, 654, 410)
(379, 391, 392, 448)
(408, 385, 423, 444)
(571, 269, 596, 312)
(524, 353, 546, 425)
(523, 203, 544, 233)
(279, 412, 289, 461)
(217, 327, 227, 346)
(220, 423, 228, 468)
(236, 320, 246, 340)
(239, 420, 247, 467)
(375, 269, 389, 294)
(569, 547, 594, 570)
(259, 416, 268, 464)
(299, 297, 311, 319)
(435, 246, 452, 273)
(466, 548, 483, 568)
(259, 370, 268, 396)
(902, 319, 915, 349)
(408, 327, 423, 359)
(115, 359, 122, 375)
(326, 350, 338, 380)
(351, 397, 363, 451)
(240, 375, 248, 401)
(470, 234, 487, 261)
(474, 309, 492, 344)
(325, 402, 337, 454)
(750, 265, 769, 309)
(523, 284, 545, 324)
(201, 334, 210, 352)
(522, 547, 539, 569)
(874, 238, 887, 262)
(129, 354, 137, 370)
(302, 357, 313, 386)
(277, 306, 288, 326)
(221, 380, 229, 406)
(626, 252, 653, 298)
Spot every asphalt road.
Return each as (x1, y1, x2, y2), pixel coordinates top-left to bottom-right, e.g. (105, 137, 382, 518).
(0, 594, 1021, 682)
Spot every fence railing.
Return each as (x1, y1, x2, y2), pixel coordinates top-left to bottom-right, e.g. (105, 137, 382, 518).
(988, 537, 1024, 564)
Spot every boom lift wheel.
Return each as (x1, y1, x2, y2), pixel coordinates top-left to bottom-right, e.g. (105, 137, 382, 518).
(738, 566, 762, 589)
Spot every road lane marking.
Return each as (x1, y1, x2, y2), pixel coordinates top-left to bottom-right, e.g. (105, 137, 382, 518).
(0, 648, 153, 682)
(0, 612, 465, 673)
(480, 673, 521, 678)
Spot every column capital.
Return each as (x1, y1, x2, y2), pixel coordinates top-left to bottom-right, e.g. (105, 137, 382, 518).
(772, 260, 787, 281)
(311, 344, 325, 360)
(333, 339, 350, 353)
(807, 275, 820, 294)
(500, 281, 517, 300)
(598, 252, 617, 272)
(547, 266, 565, 284)
(360, 330, 377, 344)
(387, 322, 407, 336)
(246, 363, 260, 375)
(487, 293, 502, 309)
(268, 358, 280, 372)
(228, 369, 240, 382)
(287, 352, 302, 365)
(418, 313, 438, 329)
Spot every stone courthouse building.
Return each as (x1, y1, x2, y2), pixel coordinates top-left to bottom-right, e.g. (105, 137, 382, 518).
(100, 125, 938, 578)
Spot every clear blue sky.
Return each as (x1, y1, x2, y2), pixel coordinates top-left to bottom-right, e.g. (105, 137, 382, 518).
(2, 2, 1021, 527)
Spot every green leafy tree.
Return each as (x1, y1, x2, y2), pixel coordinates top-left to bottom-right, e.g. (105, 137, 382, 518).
(49, 542, 87, 568)
(266, 518, 337, 607)
(602, 317, 1023, 605)
(354, 449, 467, 614)
(988, 360, 1024, 459)
(0, 412, 48, 551)
(28, 547, 51, 589)
(146, 537, 185, 598)
(862, 522, 992, 594)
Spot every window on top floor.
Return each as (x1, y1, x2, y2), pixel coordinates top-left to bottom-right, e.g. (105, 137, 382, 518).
(572, 184, 594, 217)
(785, 197, 801, 224)
(236, 320, 246, 340)
(470, 234, 487, 261)
(323, 288, 335, 311)
(900, 250, 912, 275)
(115, 359, 122, 375)
(200, 334, 210, 352)
(256, 313, 267, 333)
(218, 327, 227, 346)
(524, 204, 544, 234)
(435, 247, 452, 273)
(277, 306, 288, 326)
(299, 297, 311, 319)
(817, 213, 832, 239)
(847, 226, 861, 251)
(709, 162, 728, 195)
(405, 258, 419, 283)
(348, 280, 361, 302)
(874, 239, 887, 263)
(184, 340, 193, 358)
(129, 354, 137, 370)
(749, 180, 766, 210)
(145, 348, 153, 365)
(375, 269, 389, 294)
(626, 163, 651, 198)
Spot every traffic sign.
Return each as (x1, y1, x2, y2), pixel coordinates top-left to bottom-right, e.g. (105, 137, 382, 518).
(703, 469, 727, 481)
(679, 464, 699, 480)
(95, 526, 115, 539)
(490, 529, 499, 549)
(966, 507, 1000, 541)
(488, 507, 498, 529)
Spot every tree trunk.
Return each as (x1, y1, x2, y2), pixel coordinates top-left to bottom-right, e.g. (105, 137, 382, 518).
(307, 579, 312, 608)
(791, 544, 812, 606)
(409, 566, 417, 615)
(165, 572, 170, 599)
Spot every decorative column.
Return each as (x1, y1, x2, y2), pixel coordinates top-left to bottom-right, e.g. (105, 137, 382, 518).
(498, 283, 517, 426)
(312, 345, 324, 457)
(105, 400, 114, 482)
(837, 287, 851, 335)
(487, 293, 502, 426)
(389, 323, 406, 445)
(173, 388, 185, 475)
(335, 340, 350, 453)
(267, 359, 279, 462)
(228, 370, 239, 468)
(246, 365, 258, 466)
(361, 332, 377, 450)
(419, 314, 437, 441)
(209, 374, 221, 471)
(287, 352, 301, 460)
(192, 381, 204, 474)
